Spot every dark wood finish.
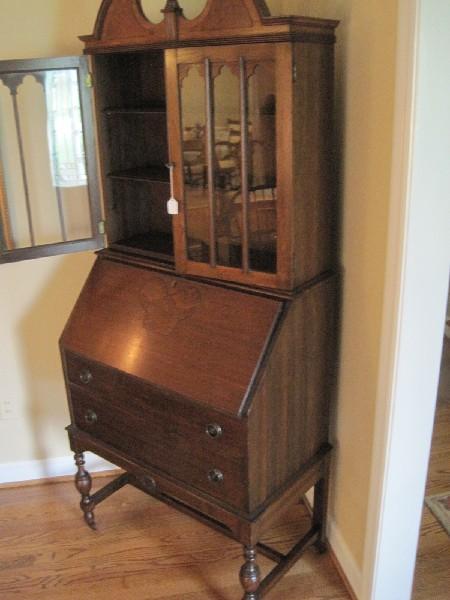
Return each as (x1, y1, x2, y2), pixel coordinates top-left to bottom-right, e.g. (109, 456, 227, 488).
(61, 258, 282, 416)
(169, 42, 293, 289)
(81, 0, 338, 54)
(205, 57, 217, 268)
(258, 525, 319, 596)
(248, 277, 337, 510)
(73, 452, 96, 530)
(292, 42, 337, 286)
(60, 2, 340, 598)
(240, 56, 250, 274)
(240, 546, 261, 599)
(313, 453, 332, 553)
(68, 383, 248, 509)
(91, 50, 172, 257)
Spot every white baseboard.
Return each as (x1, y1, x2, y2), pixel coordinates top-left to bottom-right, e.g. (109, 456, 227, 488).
(0, 453, 116, 485)
(328, 518, 363, 599)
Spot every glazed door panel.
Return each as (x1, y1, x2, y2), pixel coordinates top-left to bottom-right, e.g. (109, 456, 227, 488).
(166, 44, 293, 289)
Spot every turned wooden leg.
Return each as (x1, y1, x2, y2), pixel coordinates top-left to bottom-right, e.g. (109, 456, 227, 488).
(74, 452, 96, 530)
(313, 472, 330, 554)
(239, 546, 261, 600)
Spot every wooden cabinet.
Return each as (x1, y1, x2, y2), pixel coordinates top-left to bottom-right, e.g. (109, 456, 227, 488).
(60, 1, 339, 598)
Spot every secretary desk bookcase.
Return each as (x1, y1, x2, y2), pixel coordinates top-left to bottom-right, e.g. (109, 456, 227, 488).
(60, 1, 339, 597)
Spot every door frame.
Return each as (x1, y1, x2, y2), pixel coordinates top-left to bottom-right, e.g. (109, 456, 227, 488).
(361, 1, 450, 598)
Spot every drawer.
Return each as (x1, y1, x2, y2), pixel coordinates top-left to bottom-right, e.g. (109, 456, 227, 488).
(68, 383, 248, 509)
(64, 351, 246, 461)
(65, 351, 119, 396)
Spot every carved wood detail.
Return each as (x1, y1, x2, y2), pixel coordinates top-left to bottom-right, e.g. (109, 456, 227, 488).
(81, 0, 167, 44)
(162, 0, 183, 40)
(74, 452, 96, 530)
(81, 0, 338, 52)
(240, 546, 261, 599)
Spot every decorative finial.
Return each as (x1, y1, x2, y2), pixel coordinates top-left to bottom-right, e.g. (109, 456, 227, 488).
(162, 0, 183, 40)
(161, 0, 183, 14)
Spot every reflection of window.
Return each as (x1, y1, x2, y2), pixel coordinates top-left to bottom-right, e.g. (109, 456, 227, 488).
(45, 70, 87, 188)
(0, 56, 102, 263)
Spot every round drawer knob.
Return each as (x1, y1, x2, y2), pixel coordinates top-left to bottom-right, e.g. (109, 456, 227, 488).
(79, 369, 93, 385)
(208, 469, 224, 484)
(140, 476, 157, 492)
(84, 409, 98, 425)
(206, 423, 223, 439)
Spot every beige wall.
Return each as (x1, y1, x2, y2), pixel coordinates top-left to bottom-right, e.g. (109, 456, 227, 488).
(0, 0, 102, 465)
(283, 0, 398, 574)
(0, 0, 398, 590)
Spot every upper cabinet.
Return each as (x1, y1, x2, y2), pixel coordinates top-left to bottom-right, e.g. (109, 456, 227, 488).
(84, 0, 338, 290)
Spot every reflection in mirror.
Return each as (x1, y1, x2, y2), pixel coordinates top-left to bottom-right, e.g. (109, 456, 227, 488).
(0, 69, 92, 252)
(247, 61, 277, 273)
(213, 64, 242, 269)
(179, 63, 209, 263)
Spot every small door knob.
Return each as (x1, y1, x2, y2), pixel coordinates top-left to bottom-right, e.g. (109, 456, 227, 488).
(206, 423, 223, 439)
(79, 369, 93, 385)
(139, 476, 157, 492)
(84, 409, 98, 425)
(208, 469, 224, 484)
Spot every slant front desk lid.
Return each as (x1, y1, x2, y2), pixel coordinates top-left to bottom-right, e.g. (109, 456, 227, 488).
(61, 258, 283, 417)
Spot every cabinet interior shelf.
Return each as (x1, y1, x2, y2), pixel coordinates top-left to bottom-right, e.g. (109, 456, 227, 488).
(108, 166, 169, 184)
(103, 105, 167, 116)
(110, 231, 174, 263)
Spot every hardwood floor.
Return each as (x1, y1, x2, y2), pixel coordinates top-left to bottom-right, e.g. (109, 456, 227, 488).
(0, 475, 350, 600)
(413, 336, 450, 600)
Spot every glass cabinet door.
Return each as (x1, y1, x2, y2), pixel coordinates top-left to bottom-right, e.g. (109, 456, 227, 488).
(169, 45, 282, 286)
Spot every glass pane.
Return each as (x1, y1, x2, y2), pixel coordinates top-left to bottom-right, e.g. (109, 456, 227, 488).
(213, 64, 242, 268)
(247, 61, 277, 273)
(0, 68, 93, 251)
(179, 64, 209, 263)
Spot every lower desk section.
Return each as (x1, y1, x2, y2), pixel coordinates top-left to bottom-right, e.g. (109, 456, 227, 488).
(67, 424, 331, 546)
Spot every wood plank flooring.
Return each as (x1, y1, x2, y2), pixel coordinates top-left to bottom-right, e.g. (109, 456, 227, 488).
(413, 337, 450, 600)
(0, 476, 350, 599)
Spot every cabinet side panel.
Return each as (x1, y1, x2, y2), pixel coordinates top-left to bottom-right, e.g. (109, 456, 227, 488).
(293, 42, 337, 286)
(248, 276, 337, 510)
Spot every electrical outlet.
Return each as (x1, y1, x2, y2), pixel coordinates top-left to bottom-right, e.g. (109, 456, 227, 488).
(0, 398, 17, 420)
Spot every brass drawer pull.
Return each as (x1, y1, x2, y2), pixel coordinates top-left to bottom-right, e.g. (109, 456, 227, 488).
(84, 409, 98, 425)
(79, 369, 93, 385)
(206, 423, 223, 439)
(208, 469, 224, 484)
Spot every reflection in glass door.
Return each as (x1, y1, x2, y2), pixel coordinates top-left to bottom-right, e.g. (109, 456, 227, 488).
(179, 56, 277, 274)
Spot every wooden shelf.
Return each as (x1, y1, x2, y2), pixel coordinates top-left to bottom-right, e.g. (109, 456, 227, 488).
(103, 105, 166, 116)
(110, 231, 174, 263)
(108, 166, 169, 184)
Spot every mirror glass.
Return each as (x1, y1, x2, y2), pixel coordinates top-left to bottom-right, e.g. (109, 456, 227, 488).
(179, 63, 209, 263)
(247, 60, 277, 273)
(0, 68, 93, 252)
(213, 64, 242, 269)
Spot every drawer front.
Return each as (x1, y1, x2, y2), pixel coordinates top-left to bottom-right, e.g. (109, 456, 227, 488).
(64, 351, 246, 461)
(65, 352, 118, 398)
(68, 380, 248, 509)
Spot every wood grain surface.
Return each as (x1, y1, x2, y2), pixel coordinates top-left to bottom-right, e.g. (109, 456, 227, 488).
(0, 477, 351, 600)
(61, 258, 282, 416)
